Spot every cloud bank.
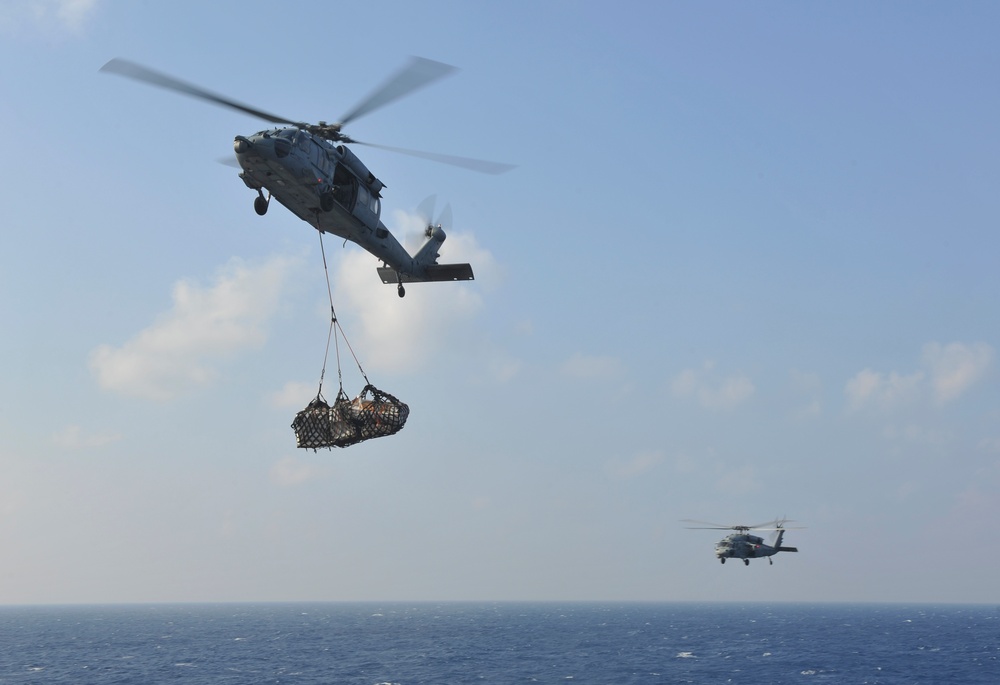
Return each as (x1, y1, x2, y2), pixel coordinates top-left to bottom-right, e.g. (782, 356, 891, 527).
(52, 424, 122, 449)
(0, 0, 99, 33)
(331, 215, 494, 374)
(671, 362, 755, 410)
(90, 256, 298, 401)
(845, 341, 993, 411)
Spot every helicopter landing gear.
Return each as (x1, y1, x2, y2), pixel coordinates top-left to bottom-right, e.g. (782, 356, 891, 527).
(254, 190, 269, 216)
(397, 283, 406, 298)
(769, 558, 773, 566)
(320, 190, 335, 213)
(743, 559, 750, 566)
(720, 558, 726, 565)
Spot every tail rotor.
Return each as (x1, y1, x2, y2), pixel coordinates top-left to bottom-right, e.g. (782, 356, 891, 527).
(416, 195, 452, 236)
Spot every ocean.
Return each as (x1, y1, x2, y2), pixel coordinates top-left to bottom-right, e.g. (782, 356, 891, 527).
(0, 603, 996, 684)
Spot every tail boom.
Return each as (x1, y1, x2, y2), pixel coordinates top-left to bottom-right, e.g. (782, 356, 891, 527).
(376, 224, 474, 284)
(774, 528, 797, 553)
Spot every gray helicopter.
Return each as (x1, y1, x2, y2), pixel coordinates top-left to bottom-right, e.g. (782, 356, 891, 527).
(100, 57, 513, 297)
(683, 518, 801, 566)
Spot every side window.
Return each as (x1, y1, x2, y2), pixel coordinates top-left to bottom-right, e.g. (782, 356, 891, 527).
(357, 184, 370, 211)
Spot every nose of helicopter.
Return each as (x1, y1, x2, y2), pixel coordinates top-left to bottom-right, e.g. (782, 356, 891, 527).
(234, 136, 253, 154)
(234, 132, 292, 160)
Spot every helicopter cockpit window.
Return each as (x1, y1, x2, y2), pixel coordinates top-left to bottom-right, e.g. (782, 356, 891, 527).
(357, 184, 371, 211)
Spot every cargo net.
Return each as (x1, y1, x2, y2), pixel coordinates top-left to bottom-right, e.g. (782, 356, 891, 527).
(292, 384, 410, 450)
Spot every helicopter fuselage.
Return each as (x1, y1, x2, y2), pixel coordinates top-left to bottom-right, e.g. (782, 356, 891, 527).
(237, 128, 405, 269)
(684, 518, 801, 566)
(99, 56, 503, 297)
(234, 126, 471, 291)
(714, 530, 798, 566)
(715, 533, 770, 560)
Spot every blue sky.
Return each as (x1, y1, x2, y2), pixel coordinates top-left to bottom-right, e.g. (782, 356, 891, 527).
(2, 0, 1000, 604)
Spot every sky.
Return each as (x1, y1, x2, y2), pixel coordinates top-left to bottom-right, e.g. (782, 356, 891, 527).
(2, 0, 1000, 605)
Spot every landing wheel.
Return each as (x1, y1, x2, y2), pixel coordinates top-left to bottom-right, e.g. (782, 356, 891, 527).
(743, 559, 750, 566)
(769, 558, 773, 566)
(254, 193, 269, 216)
(397, 283, 406, 298)
(720, 558, 725, 565)
(320, 191, 335, 212)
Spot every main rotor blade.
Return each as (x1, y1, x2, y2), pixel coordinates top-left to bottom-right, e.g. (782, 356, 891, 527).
(338, 56, 457, 127)
(682, 518, 791, 531)
(101, 58, 299, 127)
(681, 519, 733, 529)
(354, 141, 515, 175)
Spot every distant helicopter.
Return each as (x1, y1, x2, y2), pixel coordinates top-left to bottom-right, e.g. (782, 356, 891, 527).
(683, 518, 801, 566)
(100, 57, 514, 297)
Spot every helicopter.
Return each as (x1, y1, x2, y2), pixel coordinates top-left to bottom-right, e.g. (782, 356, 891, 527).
(100, 57, 513, 297)
(683, 518, 801, 566)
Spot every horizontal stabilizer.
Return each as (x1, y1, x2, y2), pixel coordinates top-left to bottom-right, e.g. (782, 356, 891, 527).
(778, 546, 798, 552)
(378, 263, 474, 284)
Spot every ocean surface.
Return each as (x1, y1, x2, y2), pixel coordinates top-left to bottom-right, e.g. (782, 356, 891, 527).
(0, 602, 996, 684)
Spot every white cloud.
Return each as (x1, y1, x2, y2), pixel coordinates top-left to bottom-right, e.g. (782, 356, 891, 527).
(53, 0, 95, 28)
(90, 256, 298, 401)
(922, 341, 993, 404)
(845, 341, 993, 412)
(269, 455, 326, 487)
(486, 355, 522, 384)
(331, 219, 492, 374)
(671, 362, 755, 410)
(269, 381, 320, 409)
(845, 369, 924, 412)
(560, 352, 624, 380)
(0, 0, 99, 33)
(52, 424, 122, 449)
(794, 399, 822, 418)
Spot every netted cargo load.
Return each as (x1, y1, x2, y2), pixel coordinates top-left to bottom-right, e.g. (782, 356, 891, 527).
(292, 384, 409, 449)
(294, 232, 413, 449)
